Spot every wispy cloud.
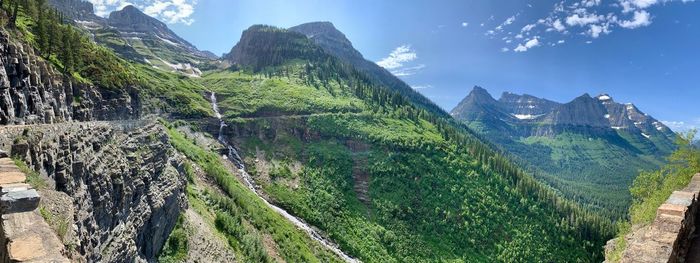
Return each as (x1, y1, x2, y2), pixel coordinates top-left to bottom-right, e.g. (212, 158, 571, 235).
(494, 0, 696, 52)
(661, 119, 700, 132)
(87, 0, 197, 25)
(377, 45, 425, 76)
(411, 84, 433, 90)
(392, 64, 426, 77)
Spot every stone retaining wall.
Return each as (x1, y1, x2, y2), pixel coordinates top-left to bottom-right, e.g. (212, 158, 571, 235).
(616, 173, 700, 263)
(0, 157, 69, 262)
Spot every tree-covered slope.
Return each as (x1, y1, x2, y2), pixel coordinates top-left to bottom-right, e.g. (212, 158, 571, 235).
(3, 1, 352, 261)
(451, 87, 676, 219)
(204, 25, 616, 262)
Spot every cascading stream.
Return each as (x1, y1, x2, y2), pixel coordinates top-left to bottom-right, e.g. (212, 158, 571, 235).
(209, 92, 359, 263)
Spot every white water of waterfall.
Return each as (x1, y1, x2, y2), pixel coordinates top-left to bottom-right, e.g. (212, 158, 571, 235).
(209, 92, 359, 263)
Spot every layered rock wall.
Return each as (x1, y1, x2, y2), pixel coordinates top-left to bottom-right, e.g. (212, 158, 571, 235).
(0, 121, 188, 262)
(0, 30, 140, 125)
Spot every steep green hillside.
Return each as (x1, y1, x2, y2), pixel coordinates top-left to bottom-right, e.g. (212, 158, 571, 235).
(200, 25, 616, 261)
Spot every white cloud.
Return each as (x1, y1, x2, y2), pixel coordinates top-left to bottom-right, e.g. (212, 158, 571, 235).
(377, 45, 425, 76)
(514, 37, 540, 52)
(588, 24, 611, 38)
(501, 47, 510, 52)
(496, 0, 694, 51)
(661, 120, 700, 132)
(504, 15, 517, 25)
(412, 84, 433, 90)
(525, 38, 540, 48)
(86, 0, 197, 25)
(391, 64, 426, 77)
(514, 45, 527, 52)
(521, 24, 536, 32)
(619, 10, 652, 28)
(377, 45, 417, 69)
(552, 19, 566, 32)
(566, 13, 603, 26)
(462, 22, 469, 27)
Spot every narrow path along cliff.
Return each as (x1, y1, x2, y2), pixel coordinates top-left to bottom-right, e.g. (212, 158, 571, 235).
(210, 92, 360, 263)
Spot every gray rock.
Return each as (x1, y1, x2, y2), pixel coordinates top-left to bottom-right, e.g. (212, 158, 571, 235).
(0, 189, 40, 213)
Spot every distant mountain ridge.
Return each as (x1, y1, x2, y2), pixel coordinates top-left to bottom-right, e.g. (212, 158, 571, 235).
(453, 87, 675, 139)
(451, 87, 677, 218)
(47, 0, 217, 76)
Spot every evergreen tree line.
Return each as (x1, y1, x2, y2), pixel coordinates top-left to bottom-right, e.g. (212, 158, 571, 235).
(3, 0, 84, 72)
(2, 0, 134, 88)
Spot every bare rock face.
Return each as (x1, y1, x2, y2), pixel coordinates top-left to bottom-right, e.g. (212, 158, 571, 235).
(0, 30, 141, 125)
(0, 121, 188, 262)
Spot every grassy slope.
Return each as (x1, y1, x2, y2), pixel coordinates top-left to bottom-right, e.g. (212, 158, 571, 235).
(201, 69, 610, 262)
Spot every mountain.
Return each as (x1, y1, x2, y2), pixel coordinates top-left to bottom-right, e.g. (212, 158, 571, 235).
(451, 87, 676, 218)
(47, 1, 217, 76)
(211, 24, 614, 261)
(8, 0, 616, 260)
(288, 22, 448, 117)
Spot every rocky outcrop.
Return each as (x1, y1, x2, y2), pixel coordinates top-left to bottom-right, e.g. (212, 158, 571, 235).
(608, 173, 700, 263)
(0, 121, 188, 262)
(0, 30, 141, 125)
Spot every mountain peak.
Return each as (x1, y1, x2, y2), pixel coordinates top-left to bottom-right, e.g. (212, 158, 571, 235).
(470, 86, 491, 96)
(289, 21, 362, 62)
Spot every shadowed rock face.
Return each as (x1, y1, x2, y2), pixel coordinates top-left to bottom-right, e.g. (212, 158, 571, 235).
(0, 30, 141, 125)
(47, 0, 100, 21)
(1, 121, 188, 262)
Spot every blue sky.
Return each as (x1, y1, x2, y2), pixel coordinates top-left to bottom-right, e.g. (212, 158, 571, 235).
(89, 0, 700, 131)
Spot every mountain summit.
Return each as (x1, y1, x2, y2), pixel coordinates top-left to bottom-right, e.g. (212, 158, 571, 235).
(289, 22, 448, 117)
(46, 2, 217, 76)
(451, 87, 676, 218)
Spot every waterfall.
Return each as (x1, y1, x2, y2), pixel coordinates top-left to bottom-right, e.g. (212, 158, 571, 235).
(209, 92, 359, 263)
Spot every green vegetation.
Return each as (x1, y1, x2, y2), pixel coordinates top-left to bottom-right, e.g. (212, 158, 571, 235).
(4, 0, 135, 88)
(606, 131, 699, 261)
(13, 158, 47, 190)
(157, 216, 189, 263)
(628, 131, 699, 225)
(202, 41, 616, 260)
(163, 121, 342, 263)
(515, 131, 667, 219)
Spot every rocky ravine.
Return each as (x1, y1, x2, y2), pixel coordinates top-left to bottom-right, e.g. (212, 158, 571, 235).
(0, 120, 188, 262)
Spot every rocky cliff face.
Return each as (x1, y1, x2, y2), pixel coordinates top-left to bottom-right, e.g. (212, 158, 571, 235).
(47, 0, 100, 22)
(499, 92, 559, 117)
(0, 30, 140, 125)
(451, 86, 675, 139)
(107, 6, 216, 60)
(0, 121, 188, 262)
